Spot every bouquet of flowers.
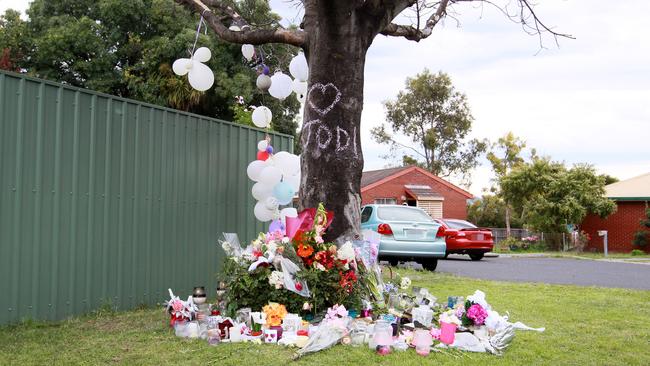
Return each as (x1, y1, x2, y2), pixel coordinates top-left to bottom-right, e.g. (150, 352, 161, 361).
(219, 204, 366, 316)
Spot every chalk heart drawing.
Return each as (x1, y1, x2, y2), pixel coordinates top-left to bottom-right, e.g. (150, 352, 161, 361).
(308, 83, 342, 116)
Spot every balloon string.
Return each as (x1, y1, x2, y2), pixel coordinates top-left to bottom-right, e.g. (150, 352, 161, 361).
(191, 16, 206, 57)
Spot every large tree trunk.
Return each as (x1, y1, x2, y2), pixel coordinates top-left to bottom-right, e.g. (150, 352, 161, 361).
(298, 3, 377, 243)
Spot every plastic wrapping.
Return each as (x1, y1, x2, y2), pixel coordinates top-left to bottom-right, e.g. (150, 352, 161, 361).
(221, 232, 243, 257)
(280, 257, 310, 297)
(294, 317, 352, 359)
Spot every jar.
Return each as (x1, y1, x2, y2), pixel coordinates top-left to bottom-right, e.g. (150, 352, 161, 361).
(372, 320, 393, 349)
(412, 306, 433, 327)
(413, 329, 433, 356)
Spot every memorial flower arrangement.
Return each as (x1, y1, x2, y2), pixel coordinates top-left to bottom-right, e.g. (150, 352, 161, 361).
(219, 204, 368, 316)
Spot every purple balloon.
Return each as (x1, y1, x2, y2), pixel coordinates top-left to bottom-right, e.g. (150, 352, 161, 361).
(266, 146, 274, 154)
(269, 219, 285, 234)
(262, 65, 270, 75)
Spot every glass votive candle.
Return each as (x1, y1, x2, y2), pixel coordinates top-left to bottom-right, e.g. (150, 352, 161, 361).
(373, 320, 393, 354)
(413, 329, 433, 356)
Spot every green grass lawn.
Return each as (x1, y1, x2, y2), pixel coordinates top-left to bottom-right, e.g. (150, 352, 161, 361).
(2, 270, 649, 365)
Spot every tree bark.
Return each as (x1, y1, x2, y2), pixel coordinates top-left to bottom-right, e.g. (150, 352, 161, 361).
(298, 2, 378, 243)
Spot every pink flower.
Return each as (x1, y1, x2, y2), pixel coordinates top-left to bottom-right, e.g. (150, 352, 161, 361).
(466, 304, 488, 326)
(171, 300, 184, 312)
(430, 327, 441, 340)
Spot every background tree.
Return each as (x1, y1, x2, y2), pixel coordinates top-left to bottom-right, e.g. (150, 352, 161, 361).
(486, 132, 527, 236)
(467, 195, 523, 229)
(632, 208, 650, 249)
(500, 159, 616, 233)
(372, 70, 487, 185)
(0, 0, 300, 137)
(0, 9, 28, 72)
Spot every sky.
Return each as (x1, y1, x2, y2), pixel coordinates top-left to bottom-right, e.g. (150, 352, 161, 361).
(3, 0, 649, 196)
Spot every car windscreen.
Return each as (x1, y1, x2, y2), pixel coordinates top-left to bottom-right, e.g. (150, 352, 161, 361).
(377, 206, 433, 222)
(443, 219, 477, 229)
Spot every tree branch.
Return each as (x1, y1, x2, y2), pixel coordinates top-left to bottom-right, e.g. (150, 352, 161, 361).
(174, 0, 306, 47)
(380, 0, 573, 44)
(380, 0, 449, 41)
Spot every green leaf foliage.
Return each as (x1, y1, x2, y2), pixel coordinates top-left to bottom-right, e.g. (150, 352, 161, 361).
(0, 0, 299, 138)
(372, 69, 487, 183)
(500, 159, 616, 233)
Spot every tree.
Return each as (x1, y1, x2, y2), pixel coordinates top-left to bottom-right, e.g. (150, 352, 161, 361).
(467, 195, 523, 229)
(0, 0, 300, 137)
(170, 0, 570, 242)
(500, 159, 616, 233)
(0, 9, 29, 72)
(371, 70, 487, 184)
(600, 174, 619, 186)
(632, 208, 650, 248)
(486, 132, 527, 235)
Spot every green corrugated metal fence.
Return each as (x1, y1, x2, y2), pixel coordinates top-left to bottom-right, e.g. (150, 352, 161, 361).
(0, 70, 293, 325)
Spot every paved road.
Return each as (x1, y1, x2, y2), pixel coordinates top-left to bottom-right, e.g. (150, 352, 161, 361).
(407, 256, 650, 290)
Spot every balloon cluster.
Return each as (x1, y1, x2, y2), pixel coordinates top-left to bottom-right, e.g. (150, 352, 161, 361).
(247, 138, 301, 223)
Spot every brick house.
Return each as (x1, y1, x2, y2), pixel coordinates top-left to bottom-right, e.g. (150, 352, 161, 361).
(361, 166, 474, 219)
(581, 172, 650, 253)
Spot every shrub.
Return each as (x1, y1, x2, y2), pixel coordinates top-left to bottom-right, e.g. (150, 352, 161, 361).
(631, 249, 645, 256)
(633, 231, 648, 247)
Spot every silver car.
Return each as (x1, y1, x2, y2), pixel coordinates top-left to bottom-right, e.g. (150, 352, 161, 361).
(360, 204, 446, 271)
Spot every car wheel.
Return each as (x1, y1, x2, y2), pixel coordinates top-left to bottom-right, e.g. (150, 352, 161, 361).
(421, 259, 438, 271)
(469, 253, 484, 261)
(389, 259, 399, 267)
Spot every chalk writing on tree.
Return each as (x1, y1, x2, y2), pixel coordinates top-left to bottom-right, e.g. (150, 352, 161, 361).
(303, 82, 358, 157)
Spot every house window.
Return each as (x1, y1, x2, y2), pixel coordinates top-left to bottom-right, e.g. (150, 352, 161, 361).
(374, 198, 397, 205)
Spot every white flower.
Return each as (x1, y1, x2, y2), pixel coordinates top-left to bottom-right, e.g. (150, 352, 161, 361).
(268, 270, 285, 289)
(282, 237, 290, 244)
(266, 241, 277, 255)
(221, 241, 232, 254)
(315, 263, 326, 271)
(440, 310, 461, 326)
(302, 302, 312, 311)
(337, 241, 356, 263)
(400, 277, 411, 289)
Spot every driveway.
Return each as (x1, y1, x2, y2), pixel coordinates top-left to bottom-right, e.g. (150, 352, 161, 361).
(408, 255, 650, 290)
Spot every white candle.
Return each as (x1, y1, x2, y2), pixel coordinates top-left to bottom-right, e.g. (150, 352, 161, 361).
(229, 326, 242, 342)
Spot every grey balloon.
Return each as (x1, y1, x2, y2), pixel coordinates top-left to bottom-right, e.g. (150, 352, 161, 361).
(256, 74, 272, 91)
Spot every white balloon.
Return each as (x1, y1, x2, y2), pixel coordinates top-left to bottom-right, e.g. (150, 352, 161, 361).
(172, 58, 192, 76)
(241, 44, 255, 61)
(256, 74, 272, 91)
(254, 201, 275, 222)
(193, 47, 211, 63)
(284, 173, 301, 192)
(292, 79, 307, 99)
(187, 61, 214, 91)
(259, 166, 282, 186)
(229, 25, 241, 31)
(252, 182, 273, 200)
(273, 152, 293, 176)
(246, 160, 267, 181)
(264, 196, 279, 211)
(268, 72, 293, 100)
(257, 140, 269, 152)
(252, 106, 273, 128)
(280, 207, 298, 220)
(289, 52, 309, 82)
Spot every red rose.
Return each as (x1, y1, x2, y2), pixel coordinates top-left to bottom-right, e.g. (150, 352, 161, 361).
(295, 282, 303, 291)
